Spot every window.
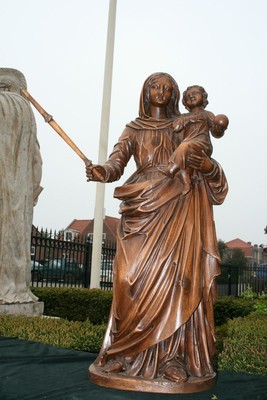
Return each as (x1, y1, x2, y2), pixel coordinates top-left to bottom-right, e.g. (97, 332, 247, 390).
(87, 233, 93, 243)
(87, 233, 106, 242)
(65, 231, 73, 241)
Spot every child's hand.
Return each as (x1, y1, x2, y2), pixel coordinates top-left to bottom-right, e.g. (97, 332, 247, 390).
(212, 114, 229, 138)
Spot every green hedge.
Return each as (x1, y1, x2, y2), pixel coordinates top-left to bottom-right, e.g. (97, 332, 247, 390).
(32, 287, 266, 327)
(32, 287, 112, 324)
(217, 313, 267, 375)
(0, 315, 106, 353)
(214, 297, 256, 326)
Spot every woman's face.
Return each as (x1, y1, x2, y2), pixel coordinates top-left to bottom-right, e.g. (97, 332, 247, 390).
(149, 77, 173, 107)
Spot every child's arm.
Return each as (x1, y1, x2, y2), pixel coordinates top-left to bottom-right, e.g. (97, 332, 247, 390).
(173, 112, 205, 132)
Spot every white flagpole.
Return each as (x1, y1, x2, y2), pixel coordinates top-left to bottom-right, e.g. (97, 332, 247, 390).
(90, 0, 117, 288)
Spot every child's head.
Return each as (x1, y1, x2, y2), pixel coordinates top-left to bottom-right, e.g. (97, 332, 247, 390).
(182, 85, 209, 111)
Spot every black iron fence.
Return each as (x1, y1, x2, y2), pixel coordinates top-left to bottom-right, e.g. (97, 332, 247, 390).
(31, 229, 267, 295)
(217, 264, 267, 296)
(30, 228, 115, 290)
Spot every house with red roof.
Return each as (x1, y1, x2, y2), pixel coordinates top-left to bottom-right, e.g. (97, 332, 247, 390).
(225, 238, 265, 266)
(64, 216, 119, 243)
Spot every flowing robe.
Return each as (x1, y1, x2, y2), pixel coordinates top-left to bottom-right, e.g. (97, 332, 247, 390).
(0, 92, 42, 304)
(95, 117, 228, 378)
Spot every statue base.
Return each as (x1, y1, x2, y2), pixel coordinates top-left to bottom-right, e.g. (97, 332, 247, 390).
(89, 363, 216, 394)
(0, 302, 44, 317)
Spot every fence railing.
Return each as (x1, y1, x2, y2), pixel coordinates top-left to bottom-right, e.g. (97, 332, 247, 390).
(217, 264, 267, 296)
(30, 228, 115, 290)
(31, 229, 267, 295)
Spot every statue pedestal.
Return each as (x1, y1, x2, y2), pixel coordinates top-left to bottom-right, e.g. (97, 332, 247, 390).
(0, 302, 44, 317)
(89, 363, 216, 394)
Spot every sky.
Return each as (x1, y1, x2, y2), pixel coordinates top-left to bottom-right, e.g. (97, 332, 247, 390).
(1, 0, 267, 245)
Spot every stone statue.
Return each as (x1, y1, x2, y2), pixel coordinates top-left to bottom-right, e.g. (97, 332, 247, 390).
(87, 72, 228, 393)
(0, 68, 43, 311)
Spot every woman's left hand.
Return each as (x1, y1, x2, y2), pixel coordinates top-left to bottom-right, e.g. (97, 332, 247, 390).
(187, 151, 214, 174)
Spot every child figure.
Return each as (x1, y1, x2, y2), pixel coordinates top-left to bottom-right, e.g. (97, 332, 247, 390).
(162, 85, 228, 193)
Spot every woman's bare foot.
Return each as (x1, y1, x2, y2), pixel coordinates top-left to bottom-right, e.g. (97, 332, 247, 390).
(103, 359, 124, 373)
(163, 366, 188, 383)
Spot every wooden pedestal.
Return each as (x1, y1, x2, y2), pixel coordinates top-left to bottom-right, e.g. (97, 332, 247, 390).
(89, 363, 216, 394)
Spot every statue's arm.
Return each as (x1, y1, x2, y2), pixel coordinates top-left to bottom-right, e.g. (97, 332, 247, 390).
(187, 151, 228, 204)
(86, 128, 134, 183)
(32, 139, 43, 205)
(173, 111, 210, 133)
(202, 159, 228, 205)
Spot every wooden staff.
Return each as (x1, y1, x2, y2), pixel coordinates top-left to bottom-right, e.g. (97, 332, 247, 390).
(20, 88, 92, 166)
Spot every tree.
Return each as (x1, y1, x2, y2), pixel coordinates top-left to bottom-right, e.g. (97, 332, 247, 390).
(217, 239, 227, 261)
(224, 248, 248, 269)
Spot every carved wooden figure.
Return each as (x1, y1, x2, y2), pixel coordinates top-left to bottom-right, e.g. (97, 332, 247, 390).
(87, 72, 228, 393)
(160, 85, 228, 190)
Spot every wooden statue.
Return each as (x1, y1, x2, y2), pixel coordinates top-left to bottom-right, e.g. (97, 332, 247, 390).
(87, 72, 228, 393)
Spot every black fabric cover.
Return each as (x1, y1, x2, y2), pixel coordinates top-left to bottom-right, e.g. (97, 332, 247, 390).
(0, 337, 266, 400)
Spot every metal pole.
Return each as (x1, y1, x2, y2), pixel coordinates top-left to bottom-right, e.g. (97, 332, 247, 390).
(90, 0, 117, 288)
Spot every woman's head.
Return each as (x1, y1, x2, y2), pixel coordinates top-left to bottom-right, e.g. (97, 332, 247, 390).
(139, 72, 180, 119)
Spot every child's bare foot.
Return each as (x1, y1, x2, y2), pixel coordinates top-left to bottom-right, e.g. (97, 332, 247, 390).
(157, 163, 179, 178)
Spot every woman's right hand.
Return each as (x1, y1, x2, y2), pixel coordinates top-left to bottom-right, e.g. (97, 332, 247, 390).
(187, 150, 215, 175)
(86, 164, 107, 182)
